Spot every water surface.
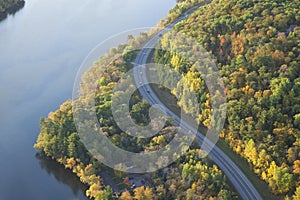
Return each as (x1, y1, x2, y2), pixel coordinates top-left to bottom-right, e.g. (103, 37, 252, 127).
(0, 0, 175, 199)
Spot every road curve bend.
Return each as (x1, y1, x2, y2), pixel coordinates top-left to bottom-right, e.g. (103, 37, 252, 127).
(133, 2, 263, 200)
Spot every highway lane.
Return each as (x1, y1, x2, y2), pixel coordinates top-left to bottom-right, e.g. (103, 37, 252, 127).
(132, 2, 263, 200)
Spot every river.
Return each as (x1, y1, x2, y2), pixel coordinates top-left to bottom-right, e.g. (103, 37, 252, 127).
(0, 0, 175, 199)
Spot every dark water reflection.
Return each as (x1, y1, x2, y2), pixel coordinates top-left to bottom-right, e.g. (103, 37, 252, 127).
(36, 153, 88, 197)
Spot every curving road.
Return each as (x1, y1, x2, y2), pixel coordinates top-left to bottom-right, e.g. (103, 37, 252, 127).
(133, 2, 263, 200)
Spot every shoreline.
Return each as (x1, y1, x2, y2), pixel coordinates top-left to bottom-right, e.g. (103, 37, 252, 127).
(0, 0, 25, 22)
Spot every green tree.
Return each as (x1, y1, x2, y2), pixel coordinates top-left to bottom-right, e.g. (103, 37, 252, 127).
(95, 187, 112, 200)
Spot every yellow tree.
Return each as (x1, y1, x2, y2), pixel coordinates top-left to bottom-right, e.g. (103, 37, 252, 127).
(144, 187, 153, 200)
(134, 186, 146, 200)
(65, 157, 76, 169)
(134, 186, 153, 200)
(244, 139, 258, 165)
(293, 160, 300, 175)
(293, 186, 300, 200)
(86, 183, 101, 199)
(255, 149, 271, 175)
(267, 161, 294, 194)
(120, 191, 133, 200)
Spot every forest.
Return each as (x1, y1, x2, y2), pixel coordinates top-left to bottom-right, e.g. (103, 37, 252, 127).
(0, 0, 25, 21)
(34, 0, 300, 199)
(154, 0, 300, 199)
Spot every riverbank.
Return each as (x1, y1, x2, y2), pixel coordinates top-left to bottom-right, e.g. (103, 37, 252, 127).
(0, 0, 177, 199)
(0, 0, 25, 21)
